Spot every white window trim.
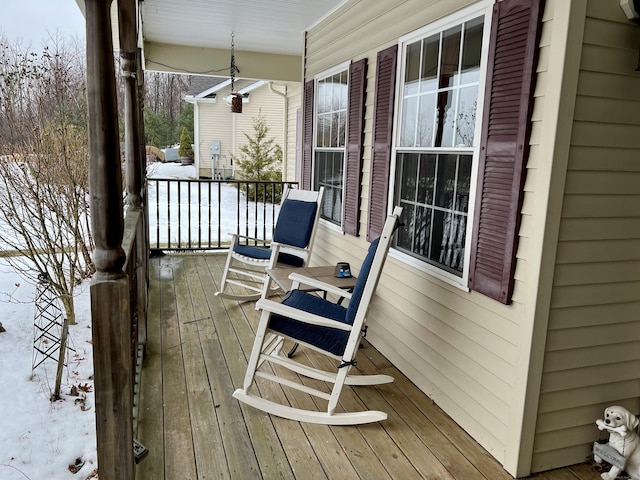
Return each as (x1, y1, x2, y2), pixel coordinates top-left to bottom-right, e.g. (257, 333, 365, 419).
(313, 61, 351, 228)
(389, 1, 493, 291)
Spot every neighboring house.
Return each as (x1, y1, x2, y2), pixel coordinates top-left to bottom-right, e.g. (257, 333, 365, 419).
(284, 0, 640, 477)
(184, 76, 288, 179)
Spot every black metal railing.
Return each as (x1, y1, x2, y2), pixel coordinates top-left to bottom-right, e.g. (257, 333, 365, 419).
(147, 178, 298, 251)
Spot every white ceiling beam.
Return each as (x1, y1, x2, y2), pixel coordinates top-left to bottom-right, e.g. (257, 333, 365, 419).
(143, 42, 302, 82)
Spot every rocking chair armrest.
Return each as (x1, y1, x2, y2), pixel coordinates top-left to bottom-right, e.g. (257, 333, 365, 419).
(230, 233, 267, 243)
(255, 298, 353, 332)
(270, 241, 307, 254)
(286, 273, 353, 299)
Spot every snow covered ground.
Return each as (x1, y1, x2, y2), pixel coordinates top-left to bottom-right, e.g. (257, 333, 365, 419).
(0, 162, 208, 479)
(0, 264, 96, 480)
(147, 161, 279, 247)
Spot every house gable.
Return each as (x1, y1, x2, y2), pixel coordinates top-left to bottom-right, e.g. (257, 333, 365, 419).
(191, 79, 286, 179)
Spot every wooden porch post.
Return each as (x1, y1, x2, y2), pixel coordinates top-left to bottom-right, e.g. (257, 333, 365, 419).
(118, 0, 149, 349)
(85, 0, 135, 478)
(119, 0, 143, 210)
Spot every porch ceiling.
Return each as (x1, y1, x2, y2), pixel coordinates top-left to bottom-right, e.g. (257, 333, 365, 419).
(137, 0, 346, 82)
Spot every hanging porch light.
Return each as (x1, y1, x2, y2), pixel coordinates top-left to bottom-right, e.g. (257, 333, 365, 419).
(229, 32, 242, 113)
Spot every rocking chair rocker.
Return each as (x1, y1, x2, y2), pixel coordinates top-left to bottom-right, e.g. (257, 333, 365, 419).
(233, 206, 402, 425)
(215, 186, 324, 302)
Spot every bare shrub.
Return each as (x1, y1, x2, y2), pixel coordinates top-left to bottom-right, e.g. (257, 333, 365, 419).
(0, 35, 93, 325)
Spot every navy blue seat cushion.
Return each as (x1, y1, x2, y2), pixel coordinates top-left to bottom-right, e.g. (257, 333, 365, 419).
(269, 290, 349, 357)
(273, 199, 317, 248)
(233, 244, 305, 267)
(345, 237, 380, 324)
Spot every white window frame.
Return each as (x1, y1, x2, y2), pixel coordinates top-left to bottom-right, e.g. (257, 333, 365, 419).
(313, 61, 350, 231)
(388, 1, 493, 289)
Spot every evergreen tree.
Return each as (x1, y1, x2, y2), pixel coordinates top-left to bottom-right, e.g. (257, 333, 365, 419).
(232, 112, 282, 202)
(178, 126, 193, 158)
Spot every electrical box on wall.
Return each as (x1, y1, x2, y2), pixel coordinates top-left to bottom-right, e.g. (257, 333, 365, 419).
(210, 140, 221, 155)
(620, 0, 640, 23)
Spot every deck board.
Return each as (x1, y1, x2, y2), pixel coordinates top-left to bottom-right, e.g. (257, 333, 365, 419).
(136, 253, 603, 480)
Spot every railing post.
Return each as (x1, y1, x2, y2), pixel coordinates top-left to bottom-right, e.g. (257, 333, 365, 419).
(119, 0, 143, 211)
(119, 0, 148, 354)
(85, 0, 134, 478)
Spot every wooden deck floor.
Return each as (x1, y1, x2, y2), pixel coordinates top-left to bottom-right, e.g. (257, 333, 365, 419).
(135, 253, 602, 480)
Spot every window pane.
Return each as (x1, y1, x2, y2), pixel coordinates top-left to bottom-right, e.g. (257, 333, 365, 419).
(400, 96, 418, 147)
(417, 93, 436, 147)
(460, 17, 483, 85)
(435, 154, 456, 209)
(414, 205, 432, 257)
(434, 90, 455, 147)
(420, 34, 439, 93)
(430, 211, 465, 274)
(439, 26, 461, 89)
(394, 153, 471, 277)
(398, 153, 418, 201)
(456, 155, 472, 212)
(405, 41, 421, 96)
(455, 86, 477, 147)
(317, 82, 327, 115)
(396, 205, 415, 251)
(337, 110, 346, 148)
(315, 150, 344, 225)
(416, 154, 436, 205)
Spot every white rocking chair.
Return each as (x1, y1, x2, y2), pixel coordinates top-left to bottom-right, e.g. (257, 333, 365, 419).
(215, 186, 324, 302)
(233, 206, 402, 425)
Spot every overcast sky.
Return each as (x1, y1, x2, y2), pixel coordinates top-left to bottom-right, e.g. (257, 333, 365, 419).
(1, 0, 86, 47)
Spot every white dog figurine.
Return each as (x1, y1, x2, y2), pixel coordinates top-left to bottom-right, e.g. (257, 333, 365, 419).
(595, 405, 640, 480)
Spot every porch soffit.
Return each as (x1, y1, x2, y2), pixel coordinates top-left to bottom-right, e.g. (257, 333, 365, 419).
(137, 0, 346, 81)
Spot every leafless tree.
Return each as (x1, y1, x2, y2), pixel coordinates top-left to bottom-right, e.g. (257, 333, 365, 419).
(0, 35, 93, 325)
(144, 71, 191, 115)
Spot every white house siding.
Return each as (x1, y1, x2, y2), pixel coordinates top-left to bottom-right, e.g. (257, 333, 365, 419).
(285, 82, 302, 183)
(197, 102, 220, 176)
(194, 80, 286, 179)
(531, 0, 640, 473)
(303, 0, 561, 475)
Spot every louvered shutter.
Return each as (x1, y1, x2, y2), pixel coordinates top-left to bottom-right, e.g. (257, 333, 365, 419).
(301, 80, 314, 190)
(343, 58, 367, 236)
(367, 44, 398, 241)
(468, 0, 544, 304)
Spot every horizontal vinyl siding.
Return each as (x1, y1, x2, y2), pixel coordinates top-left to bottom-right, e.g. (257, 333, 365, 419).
(285, 82, 301, 183)
(531, 0, 640, 472)
(198, 102, 228, 177)
(305, 0, 528, 467)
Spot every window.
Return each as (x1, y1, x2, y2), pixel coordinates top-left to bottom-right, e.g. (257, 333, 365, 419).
(393, 14, 486, 281)
(370, 0, 543, 303)
(314, 68, 349, 225)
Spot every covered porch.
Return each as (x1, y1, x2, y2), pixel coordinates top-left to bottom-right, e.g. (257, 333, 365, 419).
(134, 252, 599, 480)
(80, 0, 637, 478)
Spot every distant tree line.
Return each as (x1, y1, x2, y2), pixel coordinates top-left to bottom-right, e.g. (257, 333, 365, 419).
(0, 32, 195, 327)
(139, 71, 194, 148)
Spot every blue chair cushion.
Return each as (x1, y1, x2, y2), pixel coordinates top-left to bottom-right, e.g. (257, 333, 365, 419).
(345, 237, 380, 324)
(273, 199, 317, 248)
(233, 244, 305, 267)
(269, 290, 349, 357)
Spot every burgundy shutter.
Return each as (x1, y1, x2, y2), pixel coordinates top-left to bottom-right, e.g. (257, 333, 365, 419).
(468, 0, 544, 304)
(301, 80, 314, 190)
(367, 44, 398, 241)
(343, 58, 367, 236)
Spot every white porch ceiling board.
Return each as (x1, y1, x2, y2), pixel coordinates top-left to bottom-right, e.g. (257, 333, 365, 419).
(140, 0, 346, 56)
